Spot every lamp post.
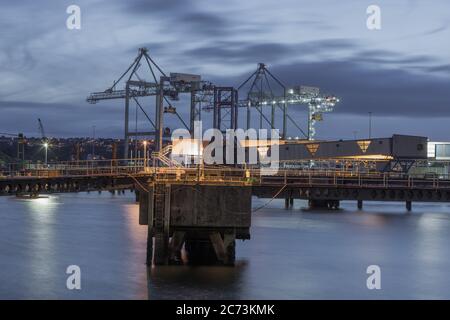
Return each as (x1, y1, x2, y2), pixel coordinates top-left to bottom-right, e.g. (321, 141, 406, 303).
(92, 125, 96, 160)
(43, 142, 48, 166)
(143, 140, 147, 170)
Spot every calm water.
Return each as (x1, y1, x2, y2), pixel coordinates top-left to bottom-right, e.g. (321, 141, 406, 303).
(1, 192, 450, 300)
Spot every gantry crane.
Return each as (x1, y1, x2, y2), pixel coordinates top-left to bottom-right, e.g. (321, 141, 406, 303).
(87, 48, 341, 161)
(87, 48, 168, 158)
(87, 48, 204, 157)
(237, 63, 340, 140)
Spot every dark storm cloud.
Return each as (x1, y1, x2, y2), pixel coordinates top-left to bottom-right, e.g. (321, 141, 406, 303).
(184, 42, 292, 63)
(0, 100, 124, 137)
(351, 51, 435, 66)
(299, 39, 359, 51)
(179, 12, 230, 36)
(266, 59, 450, 118)
(121, 0, 232, 37)
(184, 39, 358, 65)
(123, 0, 188, 14)
(425, 64, 450, 73)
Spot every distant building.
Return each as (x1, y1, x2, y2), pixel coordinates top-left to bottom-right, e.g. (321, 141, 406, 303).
(428, 142, 450, 160)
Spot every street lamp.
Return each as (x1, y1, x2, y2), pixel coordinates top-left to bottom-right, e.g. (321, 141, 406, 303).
(143, 140, 147, 170)
(43, 142, 48, 166)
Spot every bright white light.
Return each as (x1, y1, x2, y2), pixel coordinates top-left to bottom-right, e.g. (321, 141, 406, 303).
(43, 143, 48, 148)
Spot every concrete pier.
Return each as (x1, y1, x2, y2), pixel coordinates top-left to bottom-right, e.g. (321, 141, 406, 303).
(139, 184, 251, 266)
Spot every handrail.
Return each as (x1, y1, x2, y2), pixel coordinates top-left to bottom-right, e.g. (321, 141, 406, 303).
(2, 160, 450, 190)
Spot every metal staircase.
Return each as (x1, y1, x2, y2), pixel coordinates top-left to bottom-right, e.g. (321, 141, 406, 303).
(152, 145, 182, 167)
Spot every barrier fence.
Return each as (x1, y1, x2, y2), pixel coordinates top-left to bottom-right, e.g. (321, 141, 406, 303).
(1, 159, 450, 190)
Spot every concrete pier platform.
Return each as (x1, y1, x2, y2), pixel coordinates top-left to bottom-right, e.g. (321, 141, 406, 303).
(139, 184, 251, 266)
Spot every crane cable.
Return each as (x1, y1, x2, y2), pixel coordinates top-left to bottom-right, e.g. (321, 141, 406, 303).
(252, 183, 288, 213)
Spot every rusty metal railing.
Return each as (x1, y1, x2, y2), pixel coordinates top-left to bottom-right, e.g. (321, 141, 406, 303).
(2, 160, 450, 190)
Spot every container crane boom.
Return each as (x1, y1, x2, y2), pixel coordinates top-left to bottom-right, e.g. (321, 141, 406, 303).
(38, 118, 47, 141)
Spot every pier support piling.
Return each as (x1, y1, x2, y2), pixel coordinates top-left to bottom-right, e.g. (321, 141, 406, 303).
(169, 231, 185, 264)
(357, 200, 363, 210)
(406, 201, 412, 212)
(285, 197, 294, 209)
(309, 199, 340, 210)
(209, 232, 227, 263)
(153, 232, 169, 265)
(135, 189, 140, 202)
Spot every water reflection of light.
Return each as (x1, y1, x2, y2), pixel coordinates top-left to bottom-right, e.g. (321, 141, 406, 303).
(415, 214, 445, 260)
(124, 204, 146, 249)
(24, 196, 58, 217)
(412, 213, 447, 297)
(345, 212, 390, 227)
(23, 196, 59, 297)
(417, 214, 446, 232)
(123, 203, 148, 299)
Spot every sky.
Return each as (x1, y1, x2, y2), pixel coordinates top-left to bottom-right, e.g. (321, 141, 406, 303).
(0, 0, 449, 140)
